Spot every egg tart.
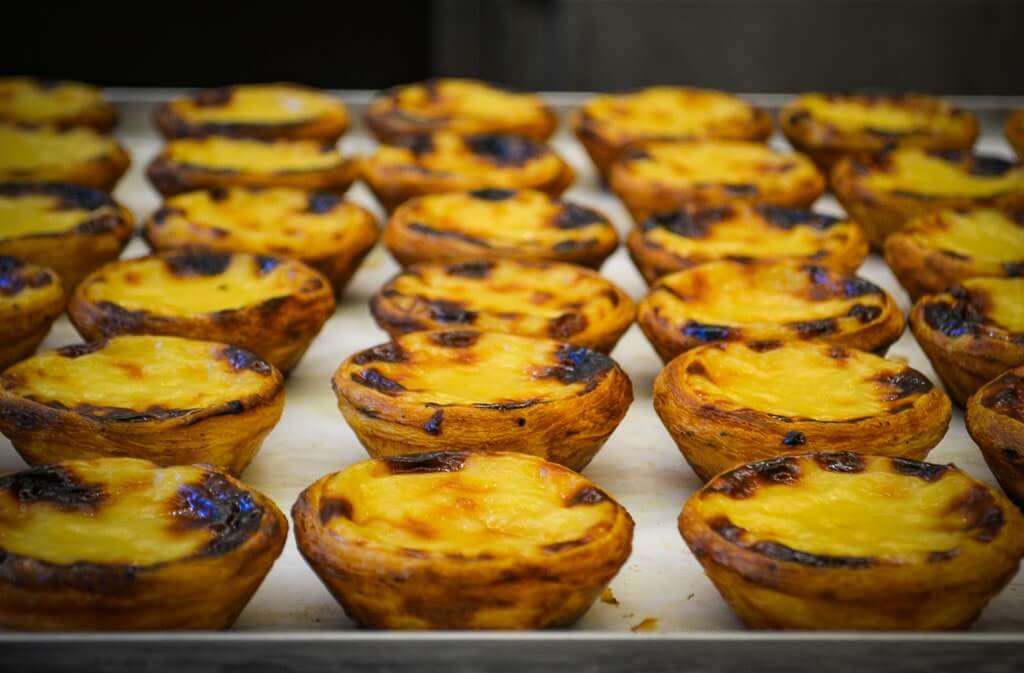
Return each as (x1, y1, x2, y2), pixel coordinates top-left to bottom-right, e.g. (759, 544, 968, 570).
(333, 330, 632, 471)
(0, 335, 284, 475)
(292, 450, 633, 629)
(384, 188, 618, 269)
(910, 278, 1024, 406)
(0, 183, 134, 289)
(780, 93, 978, 171)
(0, 77, 117, 132)
(0, 458, 286, 630)
(155, 83, 349, 142)
(1006, 108, 1024, 159)
(0, 123, 129, 191)
(832, 148, 1024, 249)
(610, 140, 824, 223)
(361, 132, 574, 213)
(143, 186, 378, 297)
(0, 257, 64, 371)
(637, 259, 904, 363)
(627, 203, 868, 284)
(68, 251, 335, 374)
(655, 341, 950, 481)
(572, 87, 772, 178)
(146, 136, 356, 197)
(967, 367, 1024, 507)
(365, 78, 556, 143)
(370, 259, 635, 354)
(680, 452, 1024, 630)
(884, 208, 1024, 300)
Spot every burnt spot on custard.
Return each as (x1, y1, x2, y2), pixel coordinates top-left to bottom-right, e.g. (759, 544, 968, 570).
(171, 471, 263, 557)
(383, 451, 469, 475)
(982, 373, 1024, 423)
(192, 87, 234, 108)
(757, 206, 840, 231)
(51, 401, 204, 424)
(469, 188, 516, 201)
(815, 452, 866, 474)
(642, 207, 734, 238)
(319, 496, 353, 524)
(723, 183, 758, 196)
(947, 486, 1005, 543)
(0, 183, 113, 214)
(430, 330, 481, 348)
(542, 538, 590, 554)
(922, 296, 987, 338)
(568, 485, 609, 506)
(747, 340, 783, 353)
(1003, 261, 1024, 277)
(682, 322, 734, 342)
(709, 517, 873, 569)
(164, 252, 232, 277)
(0, 256, 54, 297)
(555, 203, 606, 230)
(968, 155, 1015, 178)
(548, 312, 587, 339)
(927, 549, 961, 563)
(781, 431, 806, 446)
(423, 410, 444, 435)
(847, 304, 883, 322)
(891, 457, 950, 482)
(465, 134, 543, 166)
(399, 135, 435, 156)
(306, 192, 342, 214)
(538, 345, 615, 388)
(408, 222, 489, 247)
(0, 465, 106, 512)
(351, 368, 405, 396)
(428, 299, 477, 324)
(876, 369, 933, 400)
(552, 239, 597, 253)
(56, 341, 107, 358)
(705, 456, 802, 500)
(352, 342, 408, 365)
(790, 318, 838, 338)
(473, 399, 539, 411)
(219, 345, 274, 375)
(445, 260, 494, 279)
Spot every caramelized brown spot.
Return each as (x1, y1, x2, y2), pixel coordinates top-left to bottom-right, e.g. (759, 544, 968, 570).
(947, 486, 1005, 542)
(781, 431, 806, 446)
(542, 538, 589, 553)
(220, 345, 274, 375)
(429, 331, 480, 348)
(747, 340, 782, 353)
(164, 252, 232, 277)
(709, 517, 873, 568)
(56, 342, 107, 358)
(877, 369, 933, 400)
(685, 361, 708, 377)
(549, 312, 587, 339)
(568, 485, 608, 506)
(319, 496, 353, 524)
(891, 458, 949, 482)
(0, 465, 106, 512)
(424, 410, 444, 435)
(383, 451, 468, 474)
(928, 549, 960, 563)
(706, 456, 801, 499)
(428, 299, 477, 324)
(351, 369, 405, 395)
(352, 342, 408, 365)
(790, 318, 837, 338)
(170, 472, 263, 557)
(982, 373, 1024, 423)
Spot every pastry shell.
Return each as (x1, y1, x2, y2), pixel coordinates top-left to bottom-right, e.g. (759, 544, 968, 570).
(966, 367, 1024, 507)
(0, 123, 129, 191)
(0, 256, 64, 371)
(0, 77, 118, 132)
(1006, 108, 1024, 159)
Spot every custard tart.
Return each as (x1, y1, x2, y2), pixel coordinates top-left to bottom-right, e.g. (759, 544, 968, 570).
(0, 256, 64, 371)
(0, 458, 286, 630)
(370, 259, 635, 354)
(293, 450, 633, 629)
(1007, 108, 1024, 159)
(627, 203, 868, 284)
(832, 148, 1024, 248)
(0, 77, 117, 132)
(155, 83, 349, 142)
(0, 335, 284, 475)
(885, 208, 1024, 300)
(0, 123, 129, 191)
(147, 136, 356, 197)
(655, 341, 950, 481)
(144, 186, 378, 296)
(572, 87, 772, 178)
(361, 132, 574, 213)
(610, 140, 824, 223)
(910, 278, 1024, 406)
(384, 188, 618, 269)
(333, 330, 632, 471)
(780, 93, 978, 171)
(68, 251, 335, 373)
(366, 78, 556, 143)
(967, 367, 1024, 507)
(0, 183, 134, 289)
(637, 259, 904, 363)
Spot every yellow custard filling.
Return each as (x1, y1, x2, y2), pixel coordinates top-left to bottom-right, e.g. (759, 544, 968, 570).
(370, 133, 560, 181)
(164, 137, 343, 172)
(864, 149, 1024, 198)
(628, 140, 815, 186)
(798, 94, 962, 134)
(963, 277, 1024, 332)
(701, 458, 987, 561)
(388, 79, 548, 126)
(2, 335, 272, 411)
(0, 78, 104, 123)
(0, 194, 96, 238)
(685, 343, 907, 420)
(173, 85, 343, 124)
(321, 453, 614, 556)
(0, 124, 115, 171)
(906, 209, 1024, 269)
(583, 87, 756, 139)
(0, 460, 224, 566)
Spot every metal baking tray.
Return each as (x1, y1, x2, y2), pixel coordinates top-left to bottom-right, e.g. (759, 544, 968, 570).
(3, 91, 1023, 672)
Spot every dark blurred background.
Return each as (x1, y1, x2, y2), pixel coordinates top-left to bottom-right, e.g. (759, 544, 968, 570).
(4, 0, 1023, 93)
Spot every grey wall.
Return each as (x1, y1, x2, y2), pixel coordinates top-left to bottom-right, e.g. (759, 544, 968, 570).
(432, 0, 1024, 94)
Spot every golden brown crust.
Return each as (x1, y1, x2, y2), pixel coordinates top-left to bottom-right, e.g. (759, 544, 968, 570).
(0, 125, 129, 192)
(780, 93, 978, 171)
(654, 342, 951, 481)
(0, 459, 287, 630)
(910, 282, 1024, 406)
(637, 260, 905, 363)
(0, 257, 64, 371)
(292, 451, 634, 629)
(383, 189, 619, 269)
(679, 452, 1024, 630)
(831, 149, 1024, 249)
(626, 204, 868, 284)
(967, 367, 1024, 508)
(1007, 108, 1024, 159)
(365, 79, 557, 143)
(369, 259, 635, 354)
(361, 133, 574, 213)
(0, 78, 118, 132)
(0, 337, 285, 476)
(153, 83, 349, 142)
(0, 183, 135, 289)
(67, 252, 336, 374)
(333, 331, 633, 471)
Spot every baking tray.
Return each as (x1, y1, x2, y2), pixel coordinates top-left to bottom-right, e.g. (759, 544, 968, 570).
(2, 91, 1023, 672)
